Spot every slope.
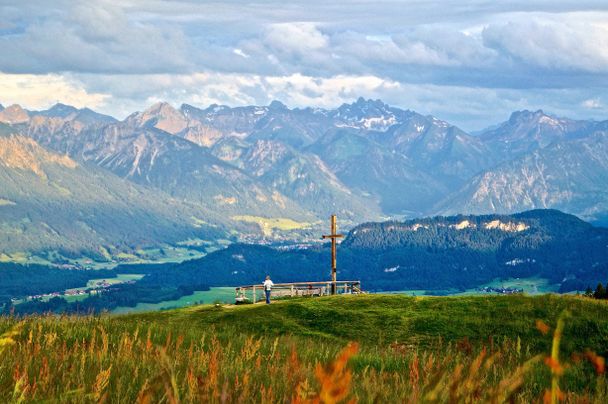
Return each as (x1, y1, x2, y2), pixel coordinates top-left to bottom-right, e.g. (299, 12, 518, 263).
(0, 125, 225, 259)
(437, 132, 608, 223)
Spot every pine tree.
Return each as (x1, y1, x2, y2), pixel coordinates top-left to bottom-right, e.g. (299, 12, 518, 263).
(594, 283, 606, 299)
(584, 286, 594, 298)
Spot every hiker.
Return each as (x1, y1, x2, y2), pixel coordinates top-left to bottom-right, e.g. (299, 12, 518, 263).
(263, 275, 274, 304)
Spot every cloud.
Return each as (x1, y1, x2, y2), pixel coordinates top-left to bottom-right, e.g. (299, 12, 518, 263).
(582, 98, 602, 109)
(72, 72, 401, 114)
(233, 49, 250, 58)
(0, 72, 109, 110)
(265, 22, 329, 53)
(483, 16, 608, 73)
(2, 1, 608, 129)
(0, 1, 192, 74)
(34, 70, 601, 131)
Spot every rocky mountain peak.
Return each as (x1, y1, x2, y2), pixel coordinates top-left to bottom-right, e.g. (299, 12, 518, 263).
(334, 98, 398, 131)
(143, 101, 180, 117)
(132, 102, 188, 134)
(43, 103, 79, 118)
(179, 103, 197, 117)
(268, 100, 288, 111)
(0, 104, 29, 124)
(507, 109, 550, 125)
(480, 109, 580, 148)
(338, 98, 390, 115)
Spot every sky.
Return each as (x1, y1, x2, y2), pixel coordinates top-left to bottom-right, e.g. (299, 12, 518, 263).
(1, 0, 608, 130)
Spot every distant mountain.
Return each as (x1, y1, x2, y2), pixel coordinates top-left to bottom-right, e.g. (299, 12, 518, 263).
(29, 119, 310, 221)
(126, 102, 188, 134)
(308, 128, 446, 213)
(434, 110, 608, 223)
(0, 105, 29, 124)
(124, 101, 377, 220)
(331, 97, 404, 132)
(4, 98, 608, 255)
(238, 139, 379, 220)
(34, 103, 117, 125)
(436, 132, 608, 223)
(180, 103, 269, 146)
(171, 210, 608, 293)
(375, 114, 495, 183)
(480, 110, 596, 160)
(308, 100, 494, 213)
(0, 124, 224, 259)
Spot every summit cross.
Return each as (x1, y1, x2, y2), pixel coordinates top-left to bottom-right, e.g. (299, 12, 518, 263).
(322, 215, 344, 295)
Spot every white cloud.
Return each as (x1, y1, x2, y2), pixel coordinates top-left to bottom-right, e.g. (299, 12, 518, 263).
(265, 22, 329, 53)
(233, 48, 250, 58)
(4, 69, 608, 130)
(483, 16, 608, 72)
(582, 98, 602, 109)
(0, 72, 109, 110)
(0, 1, 192, 74)
(73, 72, 402, 116)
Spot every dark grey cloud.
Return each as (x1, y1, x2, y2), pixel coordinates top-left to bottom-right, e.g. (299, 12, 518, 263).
(0, 1, 192, 74)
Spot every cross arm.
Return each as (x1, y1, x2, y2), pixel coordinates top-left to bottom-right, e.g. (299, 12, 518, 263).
(322, 234, 344, 239)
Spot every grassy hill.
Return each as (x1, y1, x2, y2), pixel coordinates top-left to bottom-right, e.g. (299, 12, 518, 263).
(146, 294, 608, 351)
(1, 294, 607, 402)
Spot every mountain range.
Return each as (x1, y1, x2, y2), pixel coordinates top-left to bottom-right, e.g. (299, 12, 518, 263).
(1, 98, 608, 260)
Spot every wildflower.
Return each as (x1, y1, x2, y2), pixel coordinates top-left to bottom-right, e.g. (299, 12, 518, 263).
(312, 342, 359, 404)
(536, 320, 550, 335)
(584, 351, 605, 375)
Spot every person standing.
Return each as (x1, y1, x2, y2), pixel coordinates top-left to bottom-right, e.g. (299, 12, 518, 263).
(263, 276, 274, 304)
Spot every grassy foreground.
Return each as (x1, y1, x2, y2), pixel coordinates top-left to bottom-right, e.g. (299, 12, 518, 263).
(0, 294, 607, 402)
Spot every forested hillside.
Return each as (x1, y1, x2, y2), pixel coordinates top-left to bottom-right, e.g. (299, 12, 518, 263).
(150, 209, 608, 294)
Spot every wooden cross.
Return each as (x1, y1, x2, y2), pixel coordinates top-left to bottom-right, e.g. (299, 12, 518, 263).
(322, 215, 344, 295)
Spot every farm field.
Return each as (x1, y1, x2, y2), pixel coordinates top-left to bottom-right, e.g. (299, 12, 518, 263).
(0, 294, 606, 402)
(112, 287, 235, 314)
(389, 276, 561, 297)
(0, 245, 209, 270)
(232, 215, 314, 236)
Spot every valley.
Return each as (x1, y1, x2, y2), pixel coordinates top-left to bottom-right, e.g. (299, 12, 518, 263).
(3, 209, 607, 315)
(1, 99, 608, 315)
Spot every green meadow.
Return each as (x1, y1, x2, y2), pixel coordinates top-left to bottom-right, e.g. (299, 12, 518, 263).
(0, 294, 607, 402)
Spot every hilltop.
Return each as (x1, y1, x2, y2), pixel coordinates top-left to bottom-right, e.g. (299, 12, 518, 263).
(131, 294, 608, 352)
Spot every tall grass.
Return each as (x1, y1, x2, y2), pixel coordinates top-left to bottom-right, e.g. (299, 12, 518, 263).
(0, 310, 605, 403)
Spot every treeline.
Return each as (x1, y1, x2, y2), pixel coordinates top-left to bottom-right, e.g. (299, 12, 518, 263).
(584, 282, 608, 300)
